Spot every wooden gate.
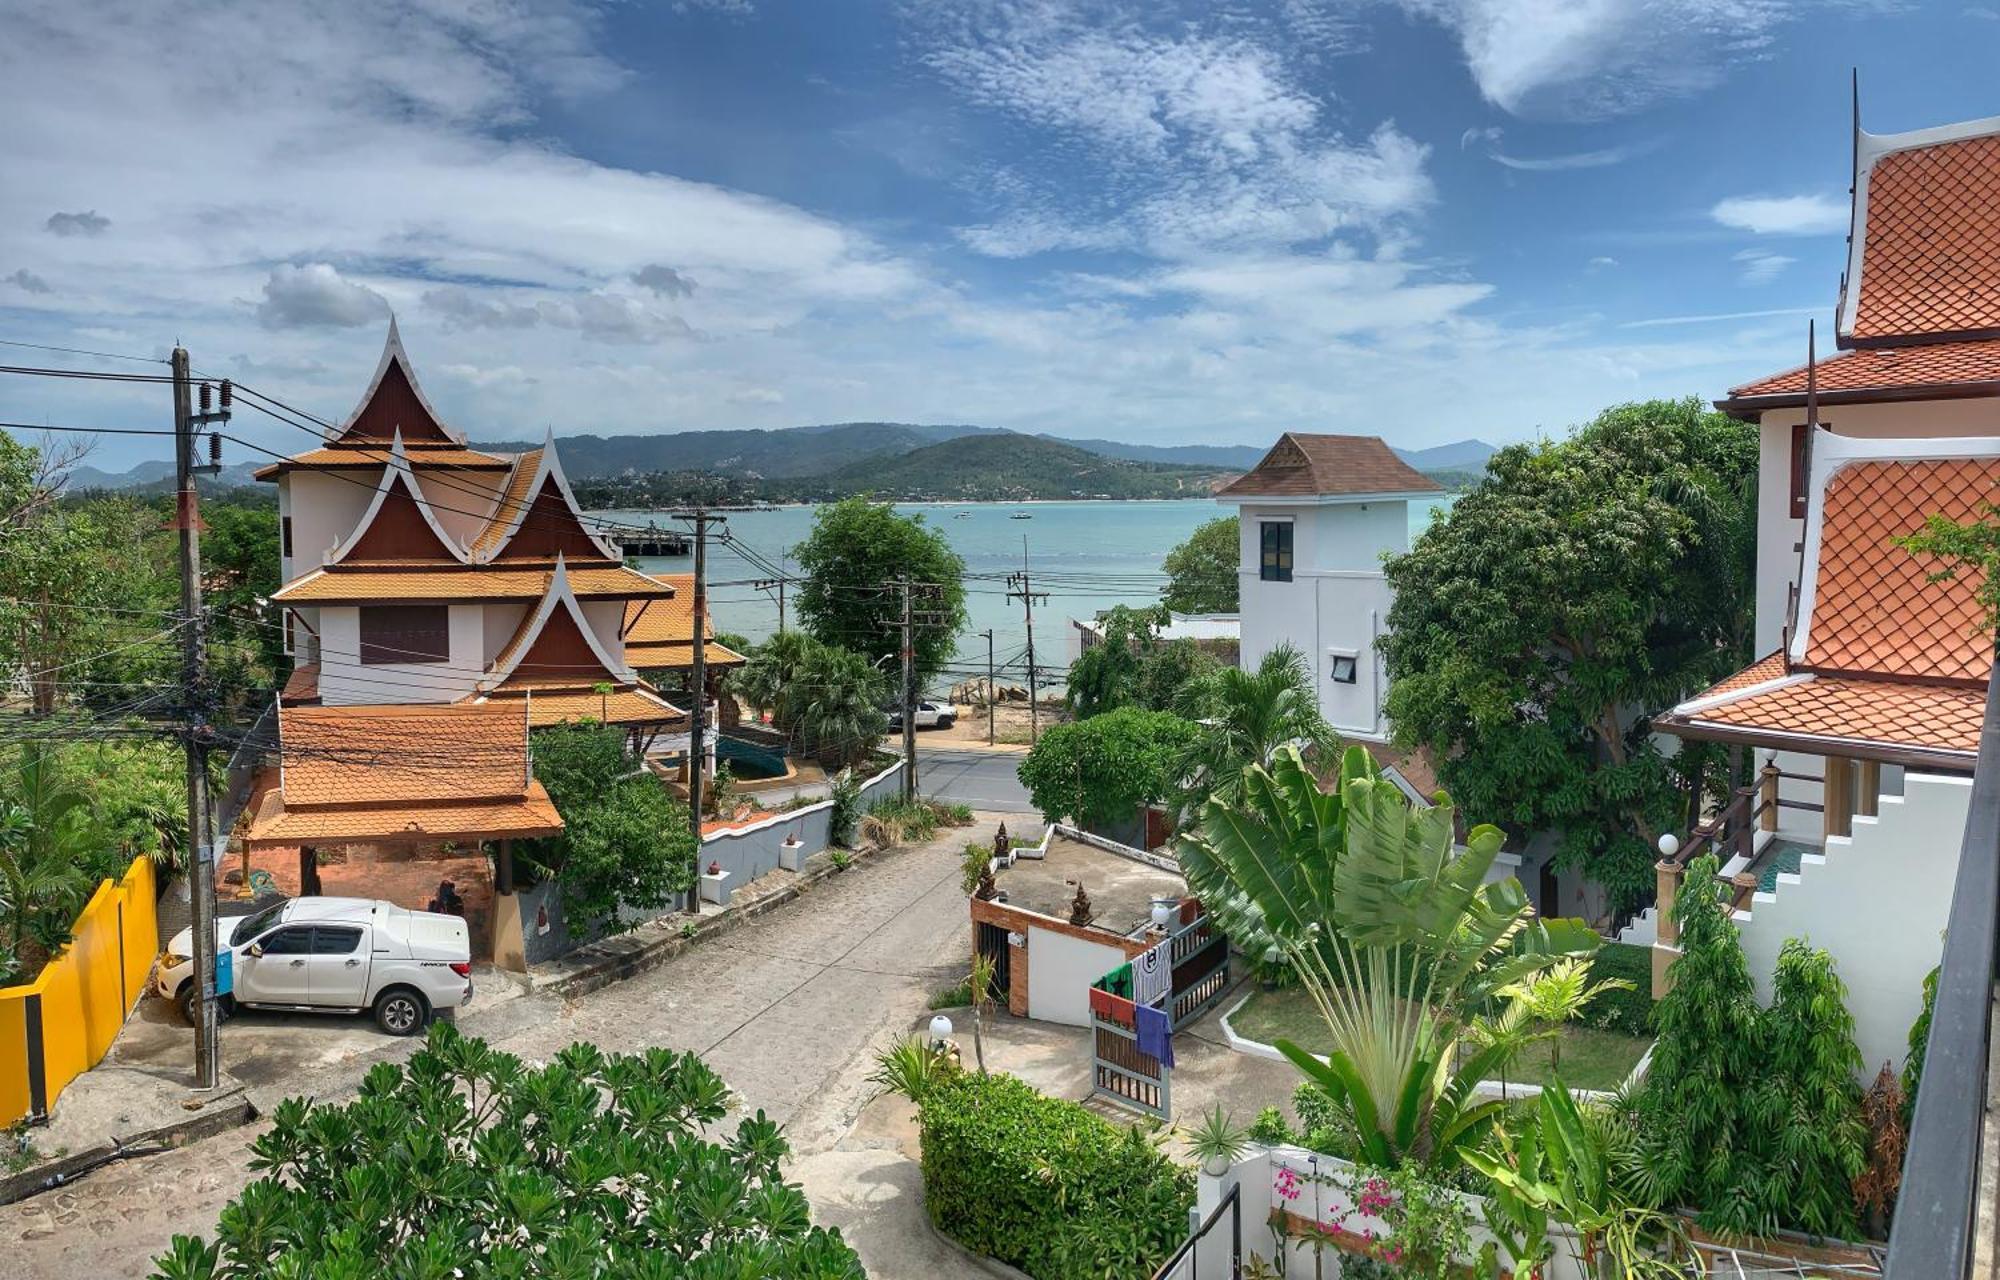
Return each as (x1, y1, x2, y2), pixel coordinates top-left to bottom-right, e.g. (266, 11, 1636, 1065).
(1088, 987, 1169, 1120)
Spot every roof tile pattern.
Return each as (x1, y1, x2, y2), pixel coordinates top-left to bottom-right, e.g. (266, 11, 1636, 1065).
(1726, 338, 2000, 401)
(1216, 433, 1443, 499)
(277, 703, 532, 806)
(254, 445, 513, 480)
(1702, 651, 1791, 697)
(273, 564, 674, 603)
(624, 639, 748, 669)
(479, 686, 685, 728)
(244, 786, 562, 848)
(1690, 673, 1986, 758)
(1802, 458, 1996, 682)
(471, 450, 543, 558)
(1853, 134, 2000, 342)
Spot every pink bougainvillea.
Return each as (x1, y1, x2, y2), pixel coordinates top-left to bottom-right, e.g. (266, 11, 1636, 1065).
(1274, 1165, 1302, 1202)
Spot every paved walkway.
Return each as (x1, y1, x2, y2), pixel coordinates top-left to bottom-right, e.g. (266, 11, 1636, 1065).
(0, 821, 1002, 1279)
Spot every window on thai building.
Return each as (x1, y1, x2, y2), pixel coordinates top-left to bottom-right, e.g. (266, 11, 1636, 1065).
(359, 605, 450, 665)
(1329, 652, 1358, 684)
(1259, 521, 1293, 582)
(281, 515, 293, 558)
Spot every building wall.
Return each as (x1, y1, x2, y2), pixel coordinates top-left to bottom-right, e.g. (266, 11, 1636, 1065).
(482, 602, 530, 664)
(1234, 499, 1408, 741)
(414, 467, 508, 549)
(287, 469, 379, 571)
(316, 603, 486, 704)
(1753, 397, 2000, 653)
(581, 599, 627, 668)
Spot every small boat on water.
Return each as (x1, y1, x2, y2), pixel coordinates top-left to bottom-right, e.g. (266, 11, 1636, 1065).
(1010, 511, 1033, 520)
(953, 511, 971, 519)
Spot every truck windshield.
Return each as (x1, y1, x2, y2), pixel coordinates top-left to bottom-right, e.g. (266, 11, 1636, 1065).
(230, 900, 288, 947)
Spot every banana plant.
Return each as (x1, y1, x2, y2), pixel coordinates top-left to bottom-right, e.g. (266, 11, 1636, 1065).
(1178, 745, 1599, 1171)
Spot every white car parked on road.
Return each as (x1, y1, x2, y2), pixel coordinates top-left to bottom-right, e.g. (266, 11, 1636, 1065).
(157, 896, 473, 1036)
(884, 700, 956, 730)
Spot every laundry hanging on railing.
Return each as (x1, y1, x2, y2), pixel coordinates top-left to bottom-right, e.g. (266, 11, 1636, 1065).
(1131, 937, 1171, 1007)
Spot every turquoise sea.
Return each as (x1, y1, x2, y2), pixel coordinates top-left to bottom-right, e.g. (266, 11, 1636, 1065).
(597, 498, 1452, 682)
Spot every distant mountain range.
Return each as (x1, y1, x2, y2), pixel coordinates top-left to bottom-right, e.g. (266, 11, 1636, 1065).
(64, 420, 1498, 502)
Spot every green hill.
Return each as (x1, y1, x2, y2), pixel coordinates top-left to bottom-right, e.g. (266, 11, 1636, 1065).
(769, 432, 1226, 501)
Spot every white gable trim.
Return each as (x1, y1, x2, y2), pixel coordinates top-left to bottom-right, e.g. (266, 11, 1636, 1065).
(1674, 671, 1816, 717)
(1788, 432, 2000, 663)
(1839, 115, 2000, 342)
(480, 555, 636, 690)
(475, 427, 621, 562)
(324, 432, 470, 566)
(333, 316, 466, 445)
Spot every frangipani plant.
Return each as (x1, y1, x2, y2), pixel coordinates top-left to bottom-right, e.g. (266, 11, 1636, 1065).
(1178, 746, 1599, 1171)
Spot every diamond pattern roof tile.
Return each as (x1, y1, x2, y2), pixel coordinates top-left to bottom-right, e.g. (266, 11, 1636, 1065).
(1723, 338, 2000, 404)
(1852, 133, 2000, 342)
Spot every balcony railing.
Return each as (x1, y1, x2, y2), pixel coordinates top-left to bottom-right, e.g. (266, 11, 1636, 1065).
(1653, 762, 1825, 929)
(1884, 661, 2000, 1278)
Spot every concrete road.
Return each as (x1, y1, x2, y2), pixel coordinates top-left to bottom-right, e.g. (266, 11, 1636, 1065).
(913, 746, 1038, 815)
(0, 823, 1011, 1279)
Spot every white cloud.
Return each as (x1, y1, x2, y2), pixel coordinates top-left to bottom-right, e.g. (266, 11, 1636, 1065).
(1489, 141, 1648, 171)
(423, 285, 696, 343)
(1587, 256, 1618, 269)
(1733, 247, 1796, 285)
(6, 268, 52, 294)
(1395, 0, 1807, 120)
(256, 263, 385, 329)
(1711, 192, 1848, 235)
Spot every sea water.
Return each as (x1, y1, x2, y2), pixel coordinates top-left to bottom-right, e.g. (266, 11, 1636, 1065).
(598, 498, 1452, 686)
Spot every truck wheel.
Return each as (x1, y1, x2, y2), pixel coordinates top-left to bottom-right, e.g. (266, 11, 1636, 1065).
(177, 983, 232, 1027)
(373, 987, 429, 1036)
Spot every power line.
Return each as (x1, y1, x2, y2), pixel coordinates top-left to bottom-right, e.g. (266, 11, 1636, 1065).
(0, 337, 166, 365)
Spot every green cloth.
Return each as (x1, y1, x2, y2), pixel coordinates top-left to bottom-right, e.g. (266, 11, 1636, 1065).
(1100, 963, 1133, 999)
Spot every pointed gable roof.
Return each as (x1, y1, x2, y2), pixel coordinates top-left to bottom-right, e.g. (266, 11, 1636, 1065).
(331, 318, 464, 446)
(328, 434, 470, 566)
(471, 430, 621, 563)
(1839, 114, 2000, 347)
(1215, 432, 1442, 501)
(482, 558, 635, 691)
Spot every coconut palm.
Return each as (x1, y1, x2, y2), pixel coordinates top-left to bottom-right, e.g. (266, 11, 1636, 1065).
(1172, 644, 1335, 816)
(1177, 745, 1598, 1170)
(0, 748, 96, 979)
(787, 643, 889, 771)
(729, 630, 820, 734)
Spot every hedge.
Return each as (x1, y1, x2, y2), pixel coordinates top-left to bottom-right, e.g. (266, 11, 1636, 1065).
(1583, 940, 1657, 1037)
(918, 1072, 1194, 1279)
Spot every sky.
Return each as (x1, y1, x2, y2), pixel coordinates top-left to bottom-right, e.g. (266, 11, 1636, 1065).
(2, 0, 1998, 468)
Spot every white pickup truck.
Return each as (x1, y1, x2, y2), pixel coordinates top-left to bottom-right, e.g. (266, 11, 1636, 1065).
(884, 700, 957, 731)
(157, 896, 473, 1036)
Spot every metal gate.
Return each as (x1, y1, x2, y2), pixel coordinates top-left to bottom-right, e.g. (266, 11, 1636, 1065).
(1088, 986, 1170, 1120)
(975, 922, 1011, 1003)
(1167, 915, 1229, 1030)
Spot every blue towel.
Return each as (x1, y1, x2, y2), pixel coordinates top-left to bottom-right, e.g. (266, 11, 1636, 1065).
(1135, 1001, 1174, 1068)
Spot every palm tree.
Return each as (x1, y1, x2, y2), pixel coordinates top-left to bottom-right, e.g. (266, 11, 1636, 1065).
(0, 746, 97, 979)
(788, 643, 889, 771)
(1496, 957, 1636, 1079)
(1172, 644, 1335, 817)
(730, 630, 820, 735)
(1176, 746, 1599, 1170)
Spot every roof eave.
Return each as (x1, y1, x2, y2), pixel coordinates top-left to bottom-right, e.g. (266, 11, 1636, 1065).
(1715, 378, 2000, 419)
(1656, 711, 1976, 774)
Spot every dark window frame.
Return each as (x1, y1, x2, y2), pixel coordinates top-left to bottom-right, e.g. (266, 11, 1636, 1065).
(257, 926, 314, 956)
(311, 926, 363, 955)
(359, 604, 450, 665)
(1329, 654, 1358, 685)
(1789, 421, 1830, 521)
(1259, 521, 1294, 583)
(281, 515, 293, 558)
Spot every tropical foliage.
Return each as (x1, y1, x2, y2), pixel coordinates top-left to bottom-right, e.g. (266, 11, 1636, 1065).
(1171, 643, 1334, 817)
(1014, 706, 1198, 833)
(917, 1070, 1192, 1280)
(1177, 746, 1597, 1171)
(1381, 399, 1757, 910)
(1063, 604, 1220, 720)
(1160, 514, 1239, 614)
(1896, 501, 2000, 632)
(787, 641, 891, 770)
(151, 1024, 865, 1278)
(792, 496, 967, 684)
(1635, 855, 1869, 1239)
(526, 721, 696, 935)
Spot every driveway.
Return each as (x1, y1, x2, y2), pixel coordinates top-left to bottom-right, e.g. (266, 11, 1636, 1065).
(914, 746, 1037, 814)
(0, 822, 1004, 1278)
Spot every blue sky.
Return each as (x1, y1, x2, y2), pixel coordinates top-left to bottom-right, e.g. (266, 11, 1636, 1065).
(2, 0, 1998, 466)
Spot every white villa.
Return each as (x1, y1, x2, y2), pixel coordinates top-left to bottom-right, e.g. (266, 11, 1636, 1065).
(1651, 109, 2000, 1073)
(1212, 433, 1442, 744)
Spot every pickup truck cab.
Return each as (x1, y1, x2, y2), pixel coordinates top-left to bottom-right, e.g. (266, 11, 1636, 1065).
(157, 896, 473, 1036)
(884, 700, 956, 731)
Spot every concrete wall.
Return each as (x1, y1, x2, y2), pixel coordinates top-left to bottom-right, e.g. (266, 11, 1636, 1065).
(1730, 769, 1970, 1076)
(1025, 925, 1132, 1028)
(1752, 400, 2000, 654)
(285, 469, 377, 572)
(413, 467, 508, 549)
(1235, 499, 1408, 742)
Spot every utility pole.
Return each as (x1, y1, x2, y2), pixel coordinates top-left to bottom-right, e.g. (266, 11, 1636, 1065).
(898, 576, 917, 801)
(979, 628, 995, 746)
(681, 510, 725, 845)
(754, 551, 786, 633)
(172, 349, 226, 1090)
(1006, 537, 1048, 744)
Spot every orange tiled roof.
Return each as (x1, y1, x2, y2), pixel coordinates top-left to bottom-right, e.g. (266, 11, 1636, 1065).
(1801, 458, 1994, 684)
(1672, 670, 1986, 761)
(1721, 338, 2000, 409)
(281, 662, 320, 704)
(243, 783, 563, 848)
(253, 444, 513, 481)
(1216, 433, 1442, 500)
(471, 449, 543, 558)
(276, 703, 533, 806)
(622, 583, 696, 644)
(477, 684, 686, 728)
(272, 564, 674, 604)
(625, 639, 748, 670)
(1850, 133, 2000, 344)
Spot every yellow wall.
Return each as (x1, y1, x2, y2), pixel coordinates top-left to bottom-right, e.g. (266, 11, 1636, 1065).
(0, 855, 158, 1127)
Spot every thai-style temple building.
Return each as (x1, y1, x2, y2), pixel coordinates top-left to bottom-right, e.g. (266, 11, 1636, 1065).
(235, 321, 739, 965)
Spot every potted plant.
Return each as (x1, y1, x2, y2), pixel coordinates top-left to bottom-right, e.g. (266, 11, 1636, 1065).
(1188, 1103, 1252, 1177)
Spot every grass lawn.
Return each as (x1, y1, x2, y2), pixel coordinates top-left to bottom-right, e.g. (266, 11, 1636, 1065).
(1229, 987, 1651, 1092)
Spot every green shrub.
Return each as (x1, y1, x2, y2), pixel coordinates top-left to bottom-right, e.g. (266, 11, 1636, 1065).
(918, 1072, 1193, 1279)
(929, 980, 972, 1009)
(1580, 941, 1655, 1037)
(1249, 1106, 1293, 1147)
(827, 769, 862, 847)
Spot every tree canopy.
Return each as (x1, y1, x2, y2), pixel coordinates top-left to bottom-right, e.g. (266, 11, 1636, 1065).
(792, 497, 967, 686)
(1161, 515, 1238, 614)
(1063, 604, 1220, 720)
(528, 721, 696, 933)
(1015, 706, 1198, 832)
(1380, 399, 1756, 910)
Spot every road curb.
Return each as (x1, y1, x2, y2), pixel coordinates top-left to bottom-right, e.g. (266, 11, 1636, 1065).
(0, 1086, 257, 1207)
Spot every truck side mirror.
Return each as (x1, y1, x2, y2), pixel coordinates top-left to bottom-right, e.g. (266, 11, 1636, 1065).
(246, 943, 264, 959)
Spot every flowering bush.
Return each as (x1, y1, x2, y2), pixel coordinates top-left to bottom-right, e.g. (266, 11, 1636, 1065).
(1268, 1160, 1474, 1280)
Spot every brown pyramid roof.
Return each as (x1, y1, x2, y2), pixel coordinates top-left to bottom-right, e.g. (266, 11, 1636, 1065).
(1216, 433, 1442, 500)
